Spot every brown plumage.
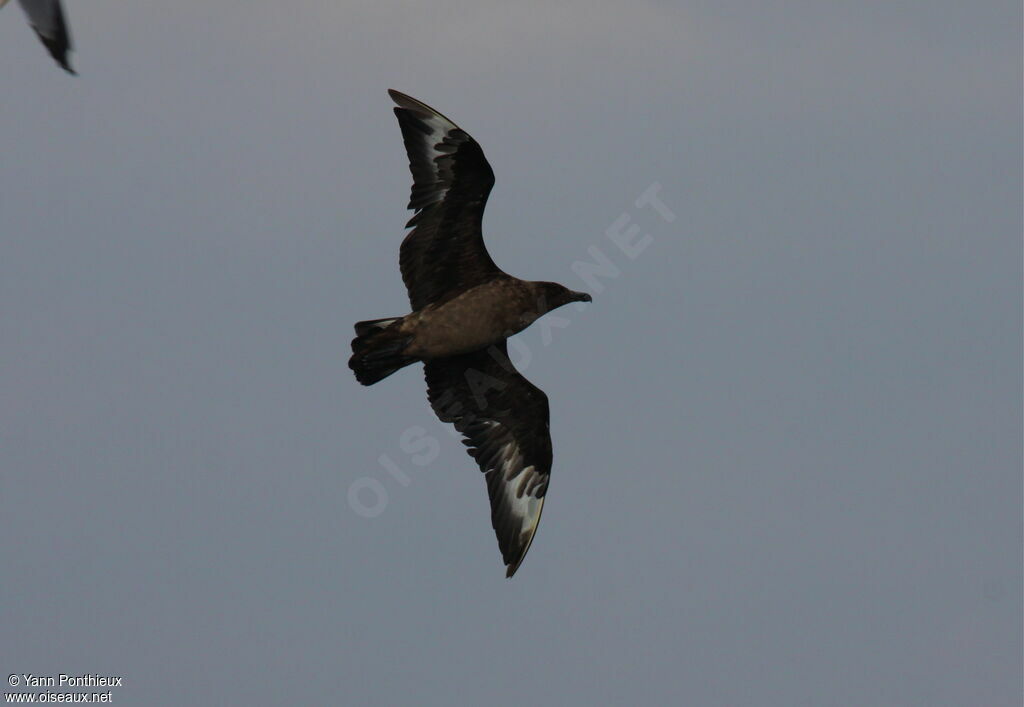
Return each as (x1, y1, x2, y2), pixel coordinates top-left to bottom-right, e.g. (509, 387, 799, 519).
(349, 90, 591, 577)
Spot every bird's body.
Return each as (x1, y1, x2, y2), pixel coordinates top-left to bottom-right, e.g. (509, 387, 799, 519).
(383, 278, 561, 359)
(350, 91, 590, 577)
(2, 0, 75, 73)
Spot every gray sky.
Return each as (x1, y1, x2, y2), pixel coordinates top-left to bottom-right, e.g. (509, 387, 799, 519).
(2, 2, 1021, 705)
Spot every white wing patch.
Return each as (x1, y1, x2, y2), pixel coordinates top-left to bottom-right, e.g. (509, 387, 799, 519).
(417, 112, 460, 166)
(487, 441, 549, 576)
(405, 110, 470, 211)
(393, 96, 473, 211)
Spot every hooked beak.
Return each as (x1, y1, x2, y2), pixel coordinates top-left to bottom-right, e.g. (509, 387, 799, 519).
(572, 291, 593, 303)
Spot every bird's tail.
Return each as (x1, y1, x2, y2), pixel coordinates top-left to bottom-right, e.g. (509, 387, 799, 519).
(349, 317, 418, 385)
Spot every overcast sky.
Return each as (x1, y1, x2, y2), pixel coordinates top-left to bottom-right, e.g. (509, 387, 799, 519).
(2, 2, 1021, 705)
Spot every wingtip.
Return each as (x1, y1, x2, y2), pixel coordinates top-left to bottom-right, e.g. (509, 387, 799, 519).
(387, 89, 454, 124)
(505, 550, 532, 577)
(388, 88, 415, 107)
(501, 496, 546, 579)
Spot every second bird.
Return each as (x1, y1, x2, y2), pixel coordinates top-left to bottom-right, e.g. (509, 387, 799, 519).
(2, 0, 75, 73)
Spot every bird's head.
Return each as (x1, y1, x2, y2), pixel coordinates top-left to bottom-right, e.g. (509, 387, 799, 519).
(533, 281, 593, 312)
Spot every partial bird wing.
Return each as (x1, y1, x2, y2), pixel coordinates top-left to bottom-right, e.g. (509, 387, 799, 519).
(389, 89, 501, 310)
(424, 341, 552, 577)
(14, 0, 75, 73)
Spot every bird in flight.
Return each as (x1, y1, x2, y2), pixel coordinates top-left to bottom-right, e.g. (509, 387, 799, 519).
(350, 90, 591, 577)
(2, 0, 75, 74)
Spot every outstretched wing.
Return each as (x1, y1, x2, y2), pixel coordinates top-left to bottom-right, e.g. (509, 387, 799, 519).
(14, 0, 75, 74)
(389, 90, 502, 310)
(424, 341, 552, 577)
